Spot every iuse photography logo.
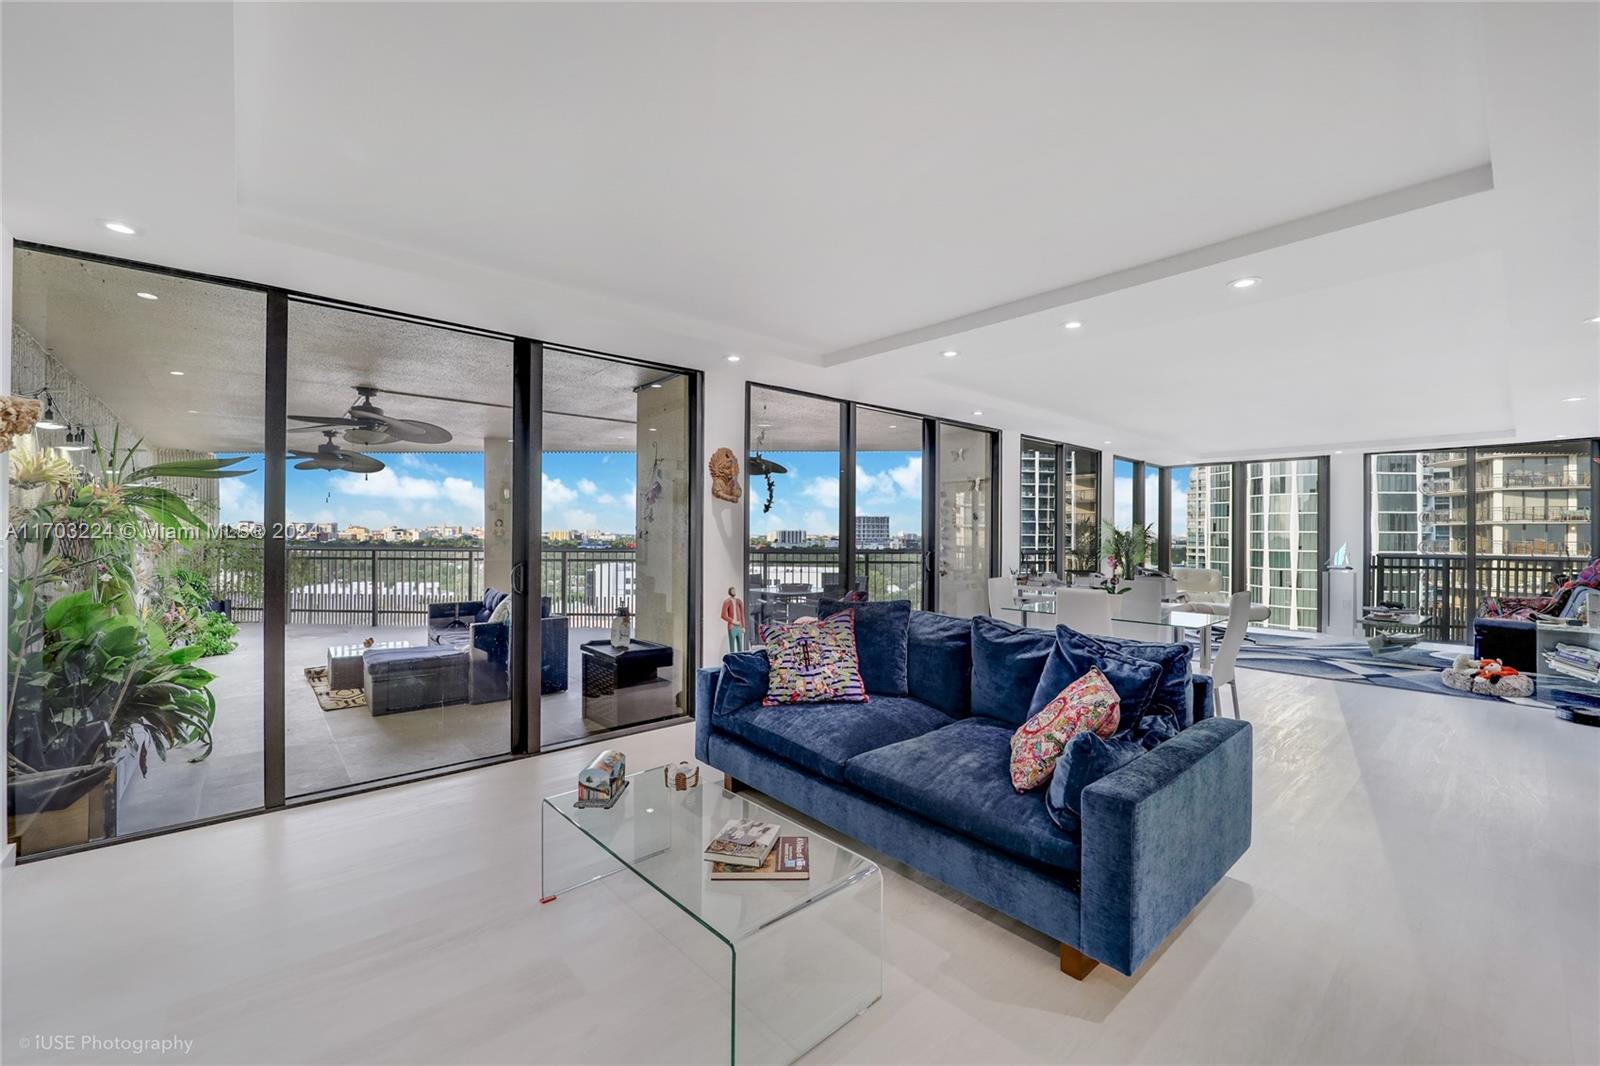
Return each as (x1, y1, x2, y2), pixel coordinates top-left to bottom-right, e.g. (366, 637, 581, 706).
(20, 1034, 194, 1056)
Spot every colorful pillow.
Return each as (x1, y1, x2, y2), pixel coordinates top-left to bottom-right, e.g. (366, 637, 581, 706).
(1008, 666, 1121, 791)
(760, 611, 868, 706)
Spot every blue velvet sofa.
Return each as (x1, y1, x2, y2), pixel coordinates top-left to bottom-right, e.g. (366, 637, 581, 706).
(694, 609, 1253, 979)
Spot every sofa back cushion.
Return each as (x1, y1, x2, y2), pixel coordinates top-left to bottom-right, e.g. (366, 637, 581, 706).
(1081, 631, 1193, 725)
(820, 599, 910, 695)
(1031, 626, 1163, 734)
(760, 613, 868, 706)
(907, 610, 972, 717)
(969, 615, 1056, 726)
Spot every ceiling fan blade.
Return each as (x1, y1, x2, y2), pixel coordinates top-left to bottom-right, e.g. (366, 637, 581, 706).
(376, 418, 452, 445)
(293, 459, 329, 470)
(289, 415, 364, 427)
(336, 452, 386, 474)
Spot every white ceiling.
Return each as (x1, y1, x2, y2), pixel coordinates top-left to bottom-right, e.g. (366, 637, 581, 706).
(3, 2, 1596, 462)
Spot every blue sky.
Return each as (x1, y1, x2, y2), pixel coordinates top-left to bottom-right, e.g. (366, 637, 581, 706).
(747, 450, 922, 537)
(1113, 462, 1191, 537)
(218, 451, 644, 533)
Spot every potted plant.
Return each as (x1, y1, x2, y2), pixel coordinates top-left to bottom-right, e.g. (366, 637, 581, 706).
(7, 430, 249, 854)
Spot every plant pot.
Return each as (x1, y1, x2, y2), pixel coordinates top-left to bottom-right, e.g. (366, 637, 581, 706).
(6, 761, 117, 856)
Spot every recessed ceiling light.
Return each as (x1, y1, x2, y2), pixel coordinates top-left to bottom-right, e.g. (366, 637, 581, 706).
(1103, 440, 1111, 445)
(727, 354, 741, 362)
(186, 409, 198, 415)
(942, 350, 958, 359)
(136, 292, 158, 301)
(649, 383, 663, 389)
(1334, 450, 1344, 455)
(887, 424, 897, 429)
(103, 221, 137, 235)
(1586, 315, 1600, 323)
(648, 427, 657, 432)
(168, 370, 184, 376)
(972, 410, 983, 417)
(1561, 396, 1586, 403)
(1229, 276, 1261, 290)
(1063, 321, 1083, 330)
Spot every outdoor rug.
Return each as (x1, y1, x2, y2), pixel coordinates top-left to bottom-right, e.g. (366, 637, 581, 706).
(305, 666, 367, 712)
(1232, 632, 1516, 703)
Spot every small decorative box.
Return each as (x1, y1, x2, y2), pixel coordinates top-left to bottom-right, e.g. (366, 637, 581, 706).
(663, 761, 699, 791)
(576, 749, 627, 808)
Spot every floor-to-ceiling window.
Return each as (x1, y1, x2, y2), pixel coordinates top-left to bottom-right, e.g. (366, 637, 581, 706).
(1170, 463, 1233, 585)
(743, 384, 997, 632)
(1366, 440, 1596, 640)
(854, 407, 925, 605)
(1020, 437, 1100, 576)
(1247, 458, 1326, 631)
(541, 350, 695, 747)
(281, 301, 515, 797)
(8, 248, 267, 855)
(7, 243, 701, 860)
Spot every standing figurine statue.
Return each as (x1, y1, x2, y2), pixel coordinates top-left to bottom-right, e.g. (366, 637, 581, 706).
(721, 587, 746, 653)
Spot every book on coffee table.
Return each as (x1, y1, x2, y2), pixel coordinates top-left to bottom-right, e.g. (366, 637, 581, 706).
(703, 817, 781, 868)
(710, 836, 810, 880)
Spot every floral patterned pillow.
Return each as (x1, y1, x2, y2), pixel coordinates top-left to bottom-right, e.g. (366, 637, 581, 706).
(759, 611, 868, 706)
(1009, 667, 1121, 791)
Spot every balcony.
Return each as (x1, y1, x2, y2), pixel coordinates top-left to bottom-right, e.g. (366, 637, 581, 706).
(1366, 553, 1589, 641)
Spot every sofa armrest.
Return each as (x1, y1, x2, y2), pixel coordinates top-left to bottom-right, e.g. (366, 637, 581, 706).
(695, 667, 721, 763)
(1079, 716, 1252, 975)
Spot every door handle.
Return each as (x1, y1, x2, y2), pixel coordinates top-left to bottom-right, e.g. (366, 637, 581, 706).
(511, 562, 527, 596)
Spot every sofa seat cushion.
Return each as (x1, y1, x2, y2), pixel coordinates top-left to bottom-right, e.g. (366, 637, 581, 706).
(844, 717, 1080, 874)
(716, 695, 950, 781)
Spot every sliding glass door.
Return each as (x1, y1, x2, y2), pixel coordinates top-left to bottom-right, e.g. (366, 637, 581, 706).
(282, 300, 516, 797)
(1019, 437, 1101, 576)
(934, 422, 996, 616)
(853, 407, 926, 606)
(1246, 458, 1326, 631)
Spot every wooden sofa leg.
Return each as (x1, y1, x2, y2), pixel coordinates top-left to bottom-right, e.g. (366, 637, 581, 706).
(1059, 943, 1098, 980)
(723, 773, 742, 793)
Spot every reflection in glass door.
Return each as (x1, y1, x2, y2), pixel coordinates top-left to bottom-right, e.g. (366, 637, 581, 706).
(282, 301, 515, 797)
(853, 407, 926, 607)
(935, 422, 995, 617)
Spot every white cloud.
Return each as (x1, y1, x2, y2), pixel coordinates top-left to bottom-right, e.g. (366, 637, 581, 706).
(218, 479, 262, 522)
(442, 476, 482, 509)
(802, 476, 840, 504)
(560, 509, 599, 530)
(543, 474, 577, 506)
(577, 478, 601, 496)
(888, 456, 922, 495)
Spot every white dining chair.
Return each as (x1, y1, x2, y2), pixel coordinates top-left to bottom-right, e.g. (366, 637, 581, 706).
(987, 577, 1019, 620)
(1054, 587, 1115, 637)
(1203, 589, 1252, 718)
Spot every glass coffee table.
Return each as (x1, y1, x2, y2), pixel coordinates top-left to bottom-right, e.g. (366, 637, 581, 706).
(540, 766, 882, 1064)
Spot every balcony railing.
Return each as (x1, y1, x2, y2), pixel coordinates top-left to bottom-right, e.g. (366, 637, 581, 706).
(746, 548, 925, 604)
(1366, 553, 1587, 641)
(209, 544, 641, 629)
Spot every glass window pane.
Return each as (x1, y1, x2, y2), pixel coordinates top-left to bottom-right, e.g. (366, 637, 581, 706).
(936, 423, 994, 617)
(745, 387, 843, 637)
(855, 408, 923, 606)
(1019, 438, 1058, 576)
(284, 301, 513, 794)
(9, 248, 265, 855)
(1247, 458, 1322, 631)
(545, 351, 692, 746)
(1065, 446, 1101, 573)
(1113, 457, 1135, 531)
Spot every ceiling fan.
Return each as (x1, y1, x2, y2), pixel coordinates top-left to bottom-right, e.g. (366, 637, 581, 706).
(289, 385, 453, 446)
(290, 431, 386, 474)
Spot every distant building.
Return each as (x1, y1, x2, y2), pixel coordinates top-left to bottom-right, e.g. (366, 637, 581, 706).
(344, 524, 371, 542)
(855, 515, 891, 548)
(775, 530, 808, 548)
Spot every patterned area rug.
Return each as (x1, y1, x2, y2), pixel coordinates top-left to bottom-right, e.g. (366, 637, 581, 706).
(305, 666, 367, 712)
(1233, 633, 1512, 702)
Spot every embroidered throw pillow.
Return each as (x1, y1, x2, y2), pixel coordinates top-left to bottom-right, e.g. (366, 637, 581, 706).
(760, 611, 869, 706)
(1009, 666, 1121, 792)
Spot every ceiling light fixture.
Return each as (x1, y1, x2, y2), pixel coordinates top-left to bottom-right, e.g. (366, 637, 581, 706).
(942, 350, 958, 359)
(648, 427, 658, 432)
(727, 354, 741, 362)
(1561, 396, 1586, 403)
(1334, 450, 1344, 455)
(887, 424, 897, 429)
(1586, 315, 1600, 324)
(186, 410, 198, 415)
(136, 291, 158, 301)
(58, 426, 89, 452)
(1063, 321, 1083, 330)
(1103, 440, 1111, 445)
(649, 383, 663, 389)
(973, 410, 983, 417)
(1229, 276, 1261, 290)
(102, 221, 137, 235)
(169, 370, 185, 376)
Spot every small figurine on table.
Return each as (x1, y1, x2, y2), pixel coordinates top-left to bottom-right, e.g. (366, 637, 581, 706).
(721, 587, 746, 653)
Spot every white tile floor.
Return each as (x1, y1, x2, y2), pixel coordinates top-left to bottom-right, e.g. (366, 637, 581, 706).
(4, 669, 1597, 1064)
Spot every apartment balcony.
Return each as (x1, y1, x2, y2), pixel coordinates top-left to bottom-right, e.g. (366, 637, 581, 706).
(1367, 552, 1590, 641)
(1477, 472, 1590, 490)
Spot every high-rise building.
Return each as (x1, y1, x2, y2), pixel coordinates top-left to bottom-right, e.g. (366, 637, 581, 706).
(1183, 465, 1234, 584)
(775, 529, 808, 548)
(1019, 445, 1057, 570)
(1247, 460, 1321, 631)
(855, 515, 891, 548)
